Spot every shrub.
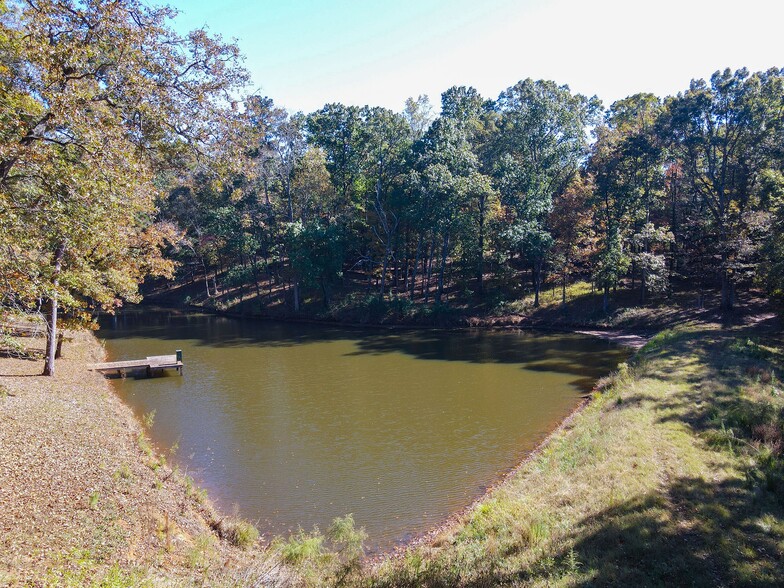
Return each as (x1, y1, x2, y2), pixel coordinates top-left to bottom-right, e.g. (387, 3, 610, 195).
(214, 517, 259, 549)
(327, 514, 366, 562)
(276, 529, 325, 565)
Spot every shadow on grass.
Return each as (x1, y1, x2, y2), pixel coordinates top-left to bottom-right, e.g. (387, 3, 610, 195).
(514, 475, 784, 587)
(628, 324, 783, 433)
(559, 326, 783, 586)
(376, 324, 784, 588)
(380, 473, 783, 588)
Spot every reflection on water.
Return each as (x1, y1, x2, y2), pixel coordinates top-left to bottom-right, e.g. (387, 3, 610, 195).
(100, 307, 628, 550)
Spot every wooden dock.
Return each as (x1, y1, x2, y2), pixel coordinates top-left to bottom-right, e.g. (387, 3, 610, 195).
(89, 351, 183, 378)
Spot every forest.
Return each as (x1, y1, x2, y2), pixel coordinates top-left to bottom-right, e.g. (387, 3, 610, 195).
(160, 72, 784, 320)
(1, 0, 783, 375)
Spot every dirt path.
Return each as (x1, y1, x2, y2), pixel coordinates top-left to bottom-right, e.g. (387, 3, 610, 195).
(575, 329, 649, 349)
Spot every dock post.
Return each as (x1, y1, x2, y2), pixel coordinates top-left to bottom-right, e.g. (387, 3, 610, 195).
(176, 349, 182, 362)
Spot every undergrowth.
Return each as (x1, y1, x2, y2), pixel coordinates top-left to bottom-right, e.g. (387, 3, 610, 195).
(272, 514, 367, 586)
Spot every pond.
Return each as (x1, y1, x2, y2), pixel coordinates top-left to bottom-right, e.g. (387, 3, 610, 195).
(99, 307, 628, 550)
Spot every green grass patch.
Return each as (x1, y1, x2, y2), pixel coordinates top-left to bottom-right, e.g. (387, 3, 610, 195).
(183, 474, 208, 504)
(639, 326, 692, 353)
(186, 534, 217, 570)
(273, 514, 368, 586)
(42, 549, 150, 588)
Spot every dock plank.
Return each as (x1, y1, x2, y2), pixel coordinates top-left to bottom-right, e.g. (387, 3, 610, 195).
(89, 354, 183, 376)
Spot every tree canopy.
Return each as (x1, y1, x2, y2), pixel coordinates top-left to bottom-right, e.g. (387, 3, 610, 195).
(0, 0, 246, 374)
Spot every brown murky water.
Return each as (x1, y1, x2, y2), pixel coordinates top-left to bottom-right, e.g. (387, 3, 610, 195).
(99, 307, 627, 550)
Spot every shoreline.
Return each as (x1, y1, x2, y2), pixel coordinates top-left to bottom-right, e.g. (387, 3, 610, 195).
(99, 305, 637, 560)
(146, 299, 652, 350)
(368, 324, 640, 561)
(372, 393, 598, 565)
(3, 307, 782, 585)
(0, 329, 267, 586)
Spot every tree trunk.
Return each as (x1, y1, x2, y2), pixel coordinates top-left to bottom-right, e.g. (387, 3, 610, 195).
(408, 235, 422, 300)
(533, 260, 541, 308)
(238, 257, 246, 306)
(436, 232, 449, 304)
(43, 296, 59, 377)
(721, 270, 734, 311)
(380, 247, 390, 297)
(410, 235, 422, 300)
(201, 258, 211, 297)
(424, 240, 434, 302)
(365, 254, 373, 293)
(561, 268, 567, 306)
(640, 270, 647, 303)
(43, 243, 65, 377)
(393, 233, 400, 291)
(218, 256, 224, 288)
(320, 278, 330, 309)
(719, 235, 734, 310)
(55, 332, 64, 359)
(293, 282, 300, 312)
(286, 185, 294, 225)
(477, 196, 485, 295)
(254, 261, 264, 306)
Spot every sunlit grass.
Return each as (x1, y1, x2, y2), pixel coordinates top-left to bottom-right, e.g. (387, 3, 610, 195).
(364, 325, 784, 586)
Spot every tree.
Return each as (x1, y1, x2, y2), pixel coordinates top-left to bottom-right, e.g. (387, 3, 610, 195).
(244, 97, 308, 310)
(306, 103, 365, 212)
(290, 147, 338, 222)
(589, 93, 665, 310)
(664, 68, 784, 310)
(549, 175, 595, 304)
(0, 0, 246, 375)
(408, 87, 490, 303)
(285, 220, 345, 308)
(433, 86, 497, 297)
(493, 79, 599, 306)
(631, 222, 674, 301)
(403, 95, 434, 140)
(360, 107, 412, 296)
(756, 170, 784, 303)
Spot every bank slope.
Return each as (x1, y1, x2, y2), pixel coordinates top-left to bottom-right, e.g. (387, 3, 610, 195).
(364, 324, 784, 587)
(0, 331, 269, 587)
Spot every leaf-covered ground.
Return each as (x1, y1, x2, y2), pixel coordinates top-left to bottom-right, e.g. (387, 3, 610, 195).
(0, 331, 270, 587)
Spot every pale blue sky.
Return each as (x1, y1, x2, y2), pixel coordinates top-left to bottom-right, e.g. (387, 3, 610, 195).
(165, 0, 783, 114)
